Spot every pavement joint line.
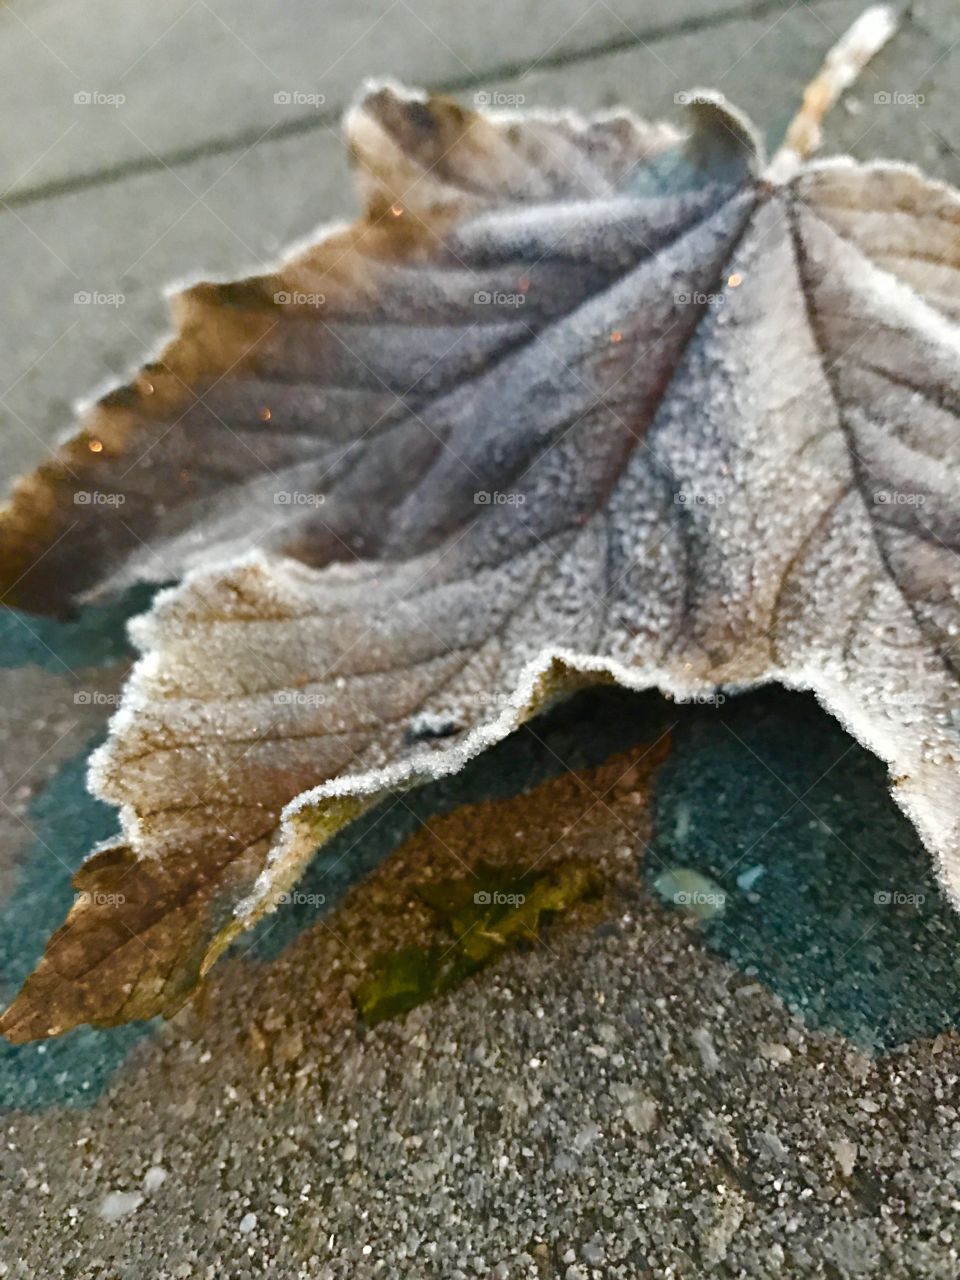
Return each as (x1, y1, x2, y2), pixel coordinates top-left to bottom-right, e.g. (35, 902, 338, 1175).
(0, 0, 844, 212)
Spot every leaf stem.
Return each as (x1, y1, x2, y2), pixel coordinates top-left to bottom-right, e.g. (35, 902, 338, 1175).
(767, 5, 899, 182)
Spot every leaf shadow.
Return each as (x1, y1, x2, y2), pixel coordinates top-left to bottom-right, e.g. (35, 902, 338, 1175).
(646, 686, 960, 1053)
(251, 683, 960, 1056)
(243, 685, 673, 961)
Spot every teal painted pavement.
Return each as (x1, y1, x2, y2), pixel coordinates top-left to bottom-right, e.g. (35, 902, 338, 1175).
(648, 689, 960, 1052)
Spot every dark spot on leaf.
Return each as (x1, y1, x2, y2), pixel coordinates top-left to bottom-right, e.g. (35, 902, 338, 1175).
(403, 716, 462, 745)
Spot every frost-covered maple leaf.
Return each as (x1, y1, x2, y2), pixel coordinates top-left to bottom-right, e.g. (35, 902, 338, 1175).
(1, 7, 958, 1041)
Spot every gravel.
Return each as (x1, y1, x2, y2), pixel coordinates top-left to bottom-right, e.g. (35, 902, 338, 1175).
(2, 713, 959, 1278)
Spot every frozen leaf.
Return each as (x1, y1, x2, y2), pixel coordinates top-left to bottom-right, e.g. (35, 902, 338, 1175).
(3, 8, 959, 1042)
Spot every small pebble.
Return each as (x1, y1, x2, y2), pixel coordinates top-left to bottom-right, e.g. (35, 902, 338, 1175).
(736, 864, 765, 892)
(142, 1166, 167, 1193)
(692, 1027, 720, 1072)
(831, 1140, 857, 1177)
(761, 1042, 792, 1064)
(98, 1191, 144, 1222)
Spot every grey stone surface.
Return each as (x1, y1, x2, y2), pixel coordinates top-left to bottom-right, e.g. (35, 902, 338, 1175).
(4, 867, 960, 1278)
(0, 130, 352, 483)
(0, 0, 805, 197)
